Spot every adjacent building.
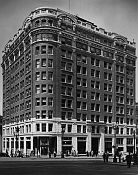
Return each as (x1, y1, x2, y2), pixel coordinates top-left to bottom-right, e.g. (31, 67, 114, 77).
(0, 115, 2, 152)
(1, 7, 137, 156)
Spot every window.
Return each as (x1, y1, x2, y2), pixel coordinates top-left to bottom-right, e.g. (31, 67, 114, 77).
(77, 66, 81, 74)
(83, 126, 86, 133)
(48, 124, 53, 132)
(91, 92, 95, 99)
(48, 110, 53, 119)
(41, 58, 46, 67)
(82, 114, 87, 121)
(41, 71, 46, 80)
(67, 112, 72, 120)
(48, 59, 53, 67)
(41, 84, 47, 93)
(36, 59, 40, 68)
(42, 123, 46, 132)
(66, 63, 72, 71)
(48, 97, 53, 106)
(91, 69, 95, 77)
(61, 74, 66, 82)
(35, 85, 40, 94)
(41, 97, 47, 105)
(66, 51, 72, 59)
(67, 87, 72, 96)
(82, 102, 87, 110)
(68, 125, 72, 132)
(36, 124, 40, 131)
(48, 84, 53, 93)
(41, 45, 46, 54)
(61, 99, 66, 107)
(96, 59, 100, 67)
(96, 70, 100, 78)
(67, 99, 72, 108)
(77, 101, 81, 109)
(96, 81, 100, 89)
(61, 111, 66, 120)
(35, 111, 40, 119)
(77, 125, 81, 133)
(35, 46, 40, 55)
(82, 79, 87, 87)
(82, 67, 87, 75)
(77, 113, 81, 121)
(42, 110, 46, 119)
(48, 46, 53, 54)
(67, 75, 72, 84)
(48, 72, 53, 80)
(36, 98, 40, 106)
(82, 56, 87, 63)
(77, 78, 81, 86)
(96, 104, 100, 112)
(82, 91, 87, 98)
(36, 72, 40, 81)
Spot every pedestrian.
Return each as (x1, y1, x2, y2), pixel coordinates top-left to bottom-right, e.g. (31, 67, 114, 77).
(103, 152, 106, 162)
(118, 151, 122, 163)
(91, 150, 94, 157)
(10, 149, 13, 157)
(54, 151, 56, 158)
(106, 151, 109, 162)
(126, 152, 132, 168)
(49, 151, 51, 158)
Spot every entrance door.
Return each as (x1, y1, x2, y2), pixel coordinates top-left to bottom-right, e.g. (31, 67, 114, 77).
(41, 146, 48, 155)
(91, 138, 99, 156)
(78, 142, 86, 154)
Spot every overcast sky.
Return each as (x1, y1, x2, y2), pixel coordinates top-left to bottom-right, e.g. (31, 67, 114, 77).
(0, 0, 138, 115)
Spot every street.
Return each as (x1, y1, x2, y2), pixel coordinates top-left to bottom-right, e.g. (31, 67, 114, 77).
(0, 157, 138, 175)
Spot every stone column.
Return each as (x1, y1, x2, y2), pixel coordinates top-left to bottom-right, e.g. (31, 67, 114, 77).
(99, 126, 105, 154)
(31, 136, 33, 151)
(87, 126, 92, 152)
(57, 135, 61, 155)
(72, 136, 77, 153)
(24, 137, 26, 155)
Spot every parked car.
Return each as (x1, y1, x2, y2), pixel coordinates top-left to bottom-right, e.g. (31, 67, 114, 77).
(0, 152, 10, 157)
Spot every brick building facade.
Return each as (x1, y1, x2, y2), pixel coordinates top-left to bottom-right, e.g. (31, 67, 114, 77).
(1, 7, 137, 156)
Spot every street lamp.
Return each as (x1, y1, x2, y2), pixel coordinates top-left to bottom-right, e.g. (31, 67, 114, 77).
(112, 122, 119, 162)
(61, 125, 65, 158)
(14, 126, 20, 156)
(133, 130, 136, 155)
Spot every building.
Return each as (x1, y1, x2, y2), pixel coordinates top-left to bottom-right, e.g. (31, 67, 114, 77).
(1, 7, 137, 156)
(0, 115, 2, 152)
(135, 103, 138, 153)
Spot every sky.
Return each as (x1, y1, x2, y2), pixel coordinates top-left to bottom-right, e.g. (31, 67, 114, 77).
(0, 0, 138, 115)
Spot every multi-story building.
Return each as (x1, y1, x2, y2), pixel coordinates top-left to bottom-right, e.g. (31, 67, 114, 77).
(1, 7, 137, 156)
(0, 115, 2, 152)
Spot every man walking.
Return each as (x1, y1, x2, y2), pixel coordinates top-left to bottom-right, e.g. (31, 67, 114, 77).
(126, 152, 132, 168)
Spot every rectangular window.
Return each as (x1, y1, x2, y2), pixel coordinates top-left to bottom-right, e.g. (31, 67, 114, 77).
(48, 84, 53, 93)
(48, 46, 53, 54)
(36, 72, 40, 81)
(41, 45, 46, 54)
(68, 125, 72, 132)
(41, 58, 46, 67)
(48, 72, 53, 80)
(67, 87, 72, 96)
(41, 97, 47, 106)
(48, 124, 53, 132)
(42, 123, 46, 132)
(41, 71, 46, 80)
(36, 124, 40, 131)
(77, 125, 81, 133)
(61, 99, 66, 107)
(36, 59, 40, 68)
(67, 99, 72, 108)
(42, 110, 46, 119)
(48, 59, 53, 67)
(48, 97, 53, 106)
(41, 84, 47, 93)
(35, 98, 40, 106)
(35, 85, 40, 94)
(35, 46, 40, 55)
(48, 110, 53, 119)
(61, 111, 66, 120)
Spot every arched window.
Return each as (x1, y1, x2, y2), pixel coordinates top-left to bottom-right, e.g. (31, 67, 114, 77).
(48, 19, 53, 26)
(35, 20, 40, 27)
(41, 19, 46, 26)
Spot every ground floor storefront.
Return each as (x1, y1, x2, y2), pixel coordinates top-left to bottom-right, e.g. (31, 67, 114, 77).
(2, 134, 138, 156)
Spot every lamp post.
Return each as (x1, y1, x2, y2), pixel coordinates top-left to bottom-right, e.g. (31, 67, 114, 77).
(14, 126, 20, 156)
(61, 125, 65, 158)
(112, 122, 119, 162)
(133, 130, 136, 155)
